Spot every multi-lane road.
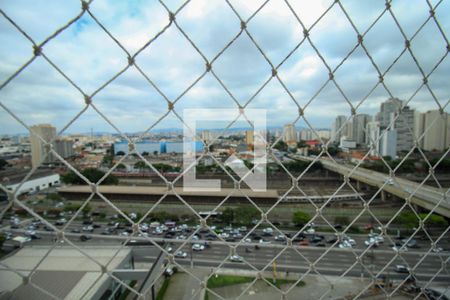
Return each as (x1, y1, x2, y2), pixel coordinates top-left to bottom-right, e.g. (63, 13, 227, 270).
(4, 221, 449, 283)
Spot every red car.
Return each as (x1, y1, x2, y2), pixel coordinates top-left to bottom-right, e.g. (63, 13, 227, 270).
(299, 240, 310, 246)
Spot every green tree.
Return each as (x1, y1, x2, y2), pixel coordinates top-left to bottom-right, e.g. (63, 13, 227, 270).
(142, 151, 149, 156)
(420, 213, 448, 227)
(273, 140, 287, 152)
(116, 163, 126, 170)
(292, 211, 311, 227)
(116, 151, 126, 156)
(61, 168, 118, 185)
(221, 207, 234, 224)
(102, 154, 113, 167)
(134, 161, 149, 171)
(327, 147, 339, 156)
(153, 150, 158, 156)
(234, 205, 259, 225)
(153, 163, 176, 172)
(394, 212, 419, 229)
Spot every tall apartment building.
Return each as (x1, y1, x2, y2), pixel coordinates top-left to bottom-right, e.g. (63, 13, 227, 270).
(30, 124, 56, 168)
(378, 98, 415, 153)
(395, 106, 415, 152)
(378, 98, 402, 128)
(414, 111, 425, 148)
(55, 139, 75, 158)
(422, 110, 450, 151)
(332, 115, 352, 142)
(282, 124, 297, 143)
(245, 130, 254, 145)
(366, 121, 380, 156)
(352, 114, 371, 146)
(316, 129, 331, 140)
(299, 129, 312, 141)
(380, 129, 397, 158)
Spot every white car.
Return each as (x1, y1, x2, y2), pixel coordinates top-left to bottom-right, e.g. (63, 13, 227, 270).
(192, 243, 205, 251)
(338, 241, 352, 249)
(175, 251, 187, 258)
(392, 246, 408, 252)
(259, 239, 271, 244)
(432, 247, 443, 253)
(262, 228, 273, 235)
(274, 235, 286, 241)
(82, 225, 94, 232)
(364, 238, 379, 247)
(243, 238, 252, 243)
(229, 255, 243, 262)
(306, 228, 315, 234)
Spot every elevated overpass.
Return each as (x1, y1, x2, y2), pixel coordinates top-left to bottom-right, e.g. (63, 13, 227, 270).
(291, 155, 450, 218)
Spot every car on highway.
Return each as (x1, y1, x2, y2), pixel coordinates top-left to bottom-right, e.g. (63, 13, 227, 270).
(274, 235, 286, 242)
(259, 239, 271, 245)
(392, 246, 408, 253)
(229, 255, 243, 262)
(394, 265, 410, 273)
(175, 251, 187, 258)
(82, 225, 94, 232)
(364, 238, 379, 247)
(205, 233, 217, 240)
(55, 218, 67, 226)
(262, 228, 273, 236)
(192, 243, 205, 251)
(164, 267, 174, 276)
(299, 240, 310, 246)
(80, 235, 91, 242)
(338, 241, 352, 249)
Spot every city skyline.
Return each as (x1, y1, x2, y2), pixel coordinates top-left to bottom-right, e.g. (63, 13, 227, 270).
(1, 1, 450, 134)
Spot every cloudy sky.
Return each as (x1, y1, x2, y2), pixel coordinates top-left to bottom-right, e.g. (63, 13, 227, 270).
(0, 0, 449, 135)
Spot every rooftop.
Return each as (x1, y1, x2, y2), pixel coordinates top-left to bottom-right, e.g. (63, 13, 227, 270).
(0, 246, 131, 299)
(58, 185, 279, 199)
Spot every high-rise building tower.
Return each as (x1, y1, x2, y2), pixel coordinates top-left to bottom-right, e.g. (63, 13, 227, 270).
(245, 130, 254, 145)
(332, 115, 351, 142)
(55, 139, 75, 159)
(395, 106, 415, 152)
(282, 124, 297, 143)
(352, 114, 371, 146)
(378, 98, 402, 129)
(422, 110, 449, 151)
(30, 124, 56, 168)
(366, 121, 380, 156)
(378, 98, 415, 153)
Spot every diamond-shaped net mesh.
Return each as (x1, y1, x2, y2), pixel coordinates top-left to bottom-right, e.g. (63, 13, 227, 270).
(0, 0, 449, 299)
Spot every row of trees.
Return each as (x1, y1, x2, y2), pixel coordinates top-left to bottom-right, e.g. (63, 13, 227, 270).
(221, 206, 260, 225)
(61, 168, 119, 185)
(394, 211, 448, 229)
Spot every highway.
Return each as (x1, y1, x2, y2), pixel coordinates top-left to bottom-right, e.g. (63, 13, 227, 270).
(292, 155, 450, 218)
(5, 226, 449, 284)
(134, 244, 450, 283)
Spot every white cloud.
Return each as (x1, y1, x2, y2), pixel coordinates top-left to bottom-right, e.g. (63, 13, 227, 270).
(0, 0, 449, 135)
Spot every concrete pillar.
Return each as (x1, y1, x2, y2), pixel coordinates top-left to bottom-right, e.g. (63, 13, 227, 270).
(381, 190, 386, 202)
(356, 181, 361, 191)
